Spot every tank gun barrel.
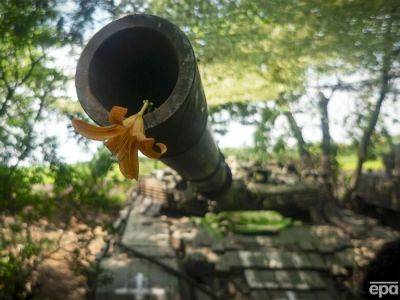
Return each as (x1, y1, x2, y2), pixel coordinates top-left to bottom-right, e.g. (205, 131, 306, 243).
(75, 14, 232, 197)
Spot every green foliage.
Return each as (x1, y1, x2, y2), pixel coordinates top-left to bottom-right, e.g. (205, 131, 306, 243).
(109, 0, 312, 103)
(127, 0, 398, 103)
(50, 148, 127, 212)
(0, 213, 53, 299)
(0, 0, 121, 170)
(195, 210, 292, 237)
(0, 166, 44, 213)
(0, 1, 117, 219)
(0, 147, 129, 218)
(1, 1, 61, 167)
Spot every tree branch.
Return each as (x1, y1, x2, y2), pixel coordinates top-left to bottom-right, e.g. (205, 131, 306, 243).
(12, 91, 48, 168)
(0, 54, 45, 118)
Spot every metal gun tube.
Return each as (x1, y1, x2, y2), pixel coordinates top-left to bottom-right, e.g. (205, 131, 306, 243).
(75, 14, 232, 197)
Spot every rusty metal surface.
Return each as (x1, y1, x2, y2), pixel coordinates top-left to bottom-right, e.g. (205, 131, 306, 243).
(138, 178, 170, 203)
(75, 14, 231, 197)
(98, 192, 400, 300)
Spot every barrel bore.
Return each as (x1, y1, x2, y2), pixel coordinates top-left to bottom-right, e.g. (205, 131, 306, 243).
(88, 27, 178, 116)
(75, 14, 232, 197)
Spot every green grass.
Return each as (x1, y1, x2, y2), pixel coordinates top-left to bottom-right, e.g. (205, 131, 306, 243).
(222, 147, 384, 172)
(337, 154, 383, 171)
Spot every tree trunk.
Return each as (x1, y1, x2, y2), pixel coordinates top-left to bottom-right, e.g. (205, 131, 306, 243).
(343, 61, 390, 201)
(318, 92, 334, 193)
(382, 127, 396, 176)
(283, 110, 313, 170)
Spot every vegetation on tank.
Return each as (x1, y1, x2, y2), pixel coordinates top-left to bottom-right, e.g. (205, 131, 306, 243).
(195, 211, 293, 237)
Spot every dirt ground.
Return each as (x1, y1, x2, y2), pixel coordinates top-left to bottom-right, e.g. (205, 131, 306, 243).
(0, 213, 110, 300)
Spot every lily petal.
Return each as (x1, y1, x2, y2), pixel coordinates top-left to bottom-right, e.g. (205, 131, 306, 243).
(122, 114, 138, 128)
(72, 119, 125, 141)
(109, 106, 128, 125)
(105, 135, 122, 155)
(118, 155, 129, 179)
(115, 134, 132, 161)
(117, 138, 131, 178)
(127, 139, 139, 180)
(118, 138, 139, 179)
(139, 138, 167, 159)
(105, 131, 129, 155)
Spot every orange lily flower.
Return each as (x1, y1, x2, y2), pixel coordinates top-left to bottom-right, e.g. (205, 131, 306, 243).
(72, 100, 167, 180)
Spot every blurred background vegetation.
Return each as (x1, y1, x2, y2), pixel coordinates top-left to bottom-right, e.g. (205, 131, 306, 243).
(0, 0, 399, 298)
